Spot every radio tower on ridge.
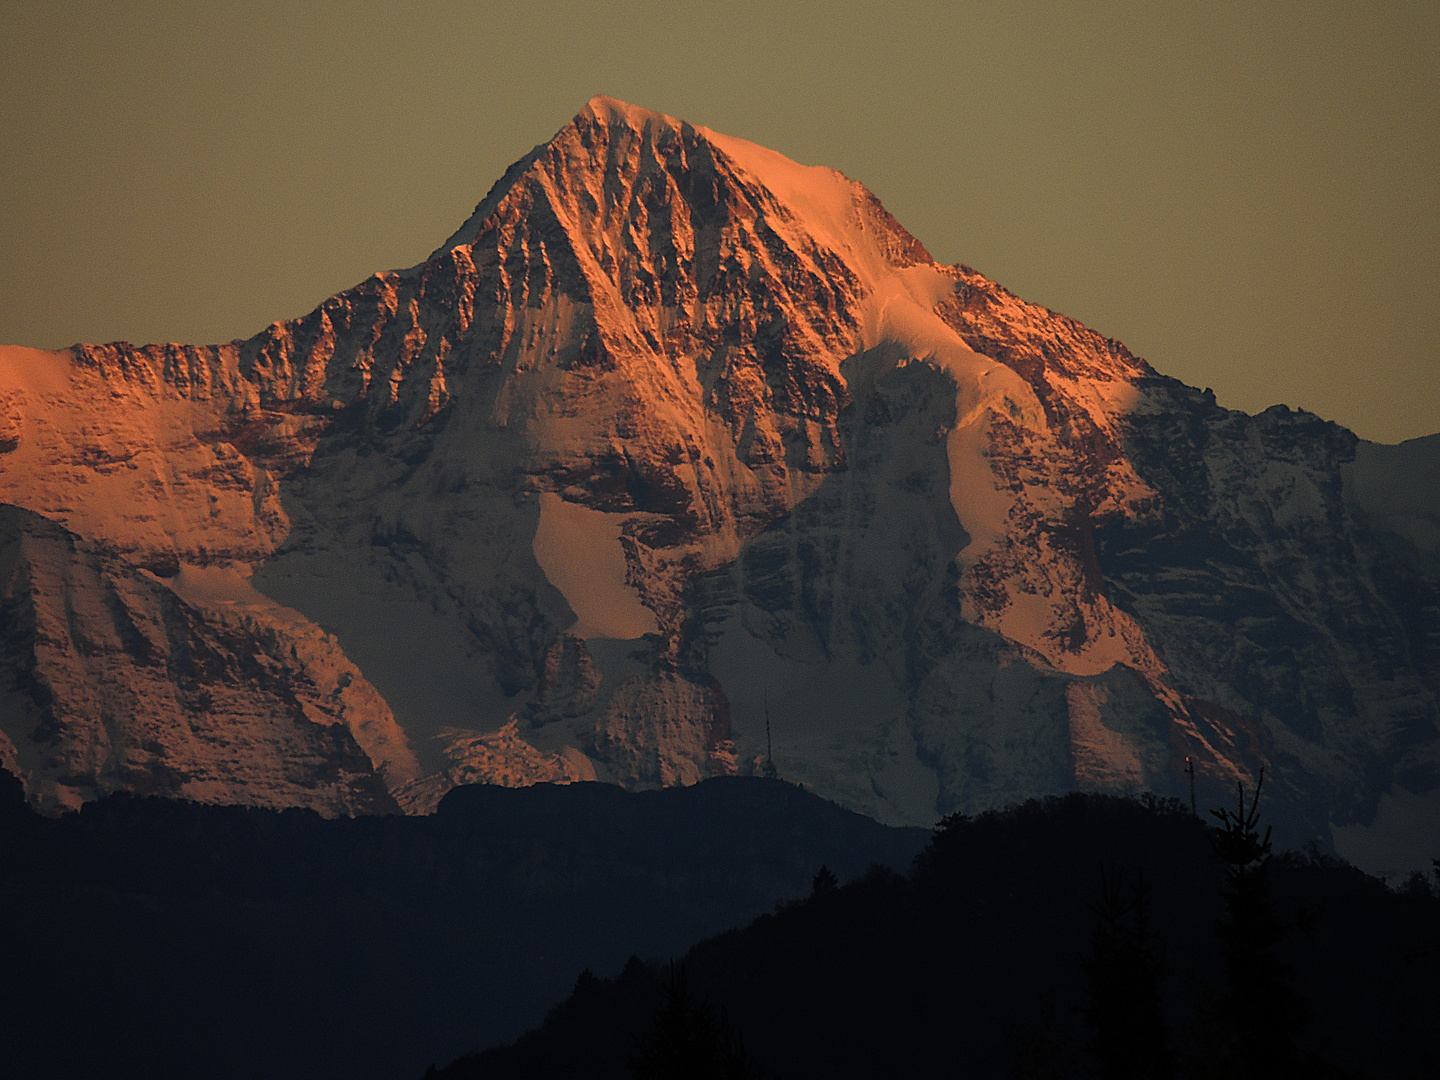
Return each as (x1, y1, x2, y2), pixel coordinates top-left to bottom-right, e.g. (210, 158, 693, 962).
(764, 691, 778, 780)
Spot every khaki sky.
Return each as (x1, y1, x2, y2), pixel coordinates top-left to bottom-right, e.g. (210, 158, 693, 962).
(1, 0, 1435, 443)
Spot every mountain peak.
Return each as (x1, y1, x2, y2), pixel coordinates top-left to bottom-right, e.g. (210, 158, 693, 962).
(577, 95, 681, 132)
(431, 96, 933, 304)
(429, 96, 687, 259)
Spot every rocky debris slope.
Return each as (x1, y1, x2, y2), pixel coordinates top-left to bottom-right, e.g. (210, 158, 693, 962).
(0, 99, 1435, 865)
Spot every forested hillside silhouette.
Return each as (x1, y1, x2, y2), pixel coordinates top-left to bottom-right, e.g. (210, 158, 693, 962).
(436, 791, 1439, 1079)
(0, 772, 926, 1080)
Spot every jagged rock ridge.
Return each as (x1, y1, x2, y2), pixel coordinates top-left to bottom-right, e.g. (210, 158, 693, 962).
(0, 98, 1435, 867)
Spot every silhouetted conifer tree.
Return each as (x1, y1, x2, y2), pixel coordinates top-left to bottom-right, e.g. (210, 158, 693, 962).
(1079, 865, 1173, 1079)
(1006, 989, 1078, 1080)
(1402, 869, 1433, 898)
(631, 963, 758, 1080)
(1206, 771, 1307, 1078)
(811, 864, 838, 897)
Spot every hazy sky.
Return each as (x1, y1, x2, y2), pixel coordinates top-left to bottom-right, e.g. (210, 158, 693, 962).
(2, 1, 1435, 443)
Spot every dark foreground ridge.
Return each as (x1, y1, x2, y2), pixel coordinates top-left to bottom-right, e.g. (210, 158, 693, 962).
(437, 793, 1440, 1080)
(0, 772, 927, 1080)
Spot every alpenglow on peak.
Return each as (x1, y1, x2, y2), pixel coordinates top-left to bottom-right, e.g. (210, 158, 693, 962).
(1, 98, 1435, 877)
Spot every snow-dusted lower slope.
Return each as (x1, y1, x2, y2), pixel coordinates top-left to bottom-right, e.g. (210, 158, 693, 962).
(0, 99, 1435, 867)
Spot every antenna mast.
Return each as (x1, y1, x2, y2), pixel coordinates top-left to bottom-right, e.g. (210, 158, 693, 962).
(763, 691, 777, 780)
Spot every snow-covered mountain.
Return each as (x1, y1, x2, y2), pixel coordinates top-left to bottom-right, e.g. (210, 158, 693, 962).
(1, 98, 1435, 866)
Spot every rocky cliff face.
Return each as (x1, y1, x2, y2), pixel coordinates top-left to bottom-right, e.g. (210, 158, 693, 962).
(1096, 390, 1440, 850)
(0, 98, 1435, 865)
(0, 506, 410, 813)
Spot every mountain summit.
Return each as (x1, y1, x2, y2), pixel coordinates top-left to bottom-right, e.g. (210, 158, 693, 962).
(0, 99, 1435, 867)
